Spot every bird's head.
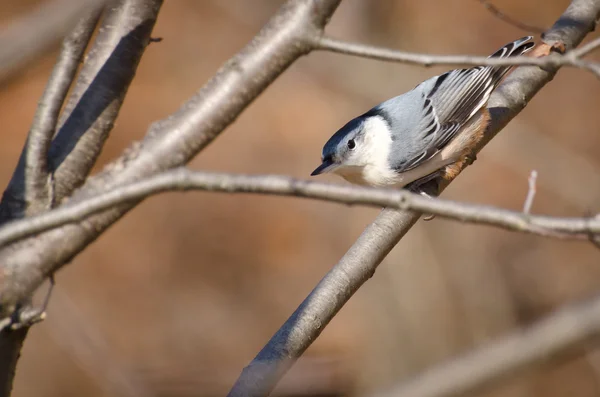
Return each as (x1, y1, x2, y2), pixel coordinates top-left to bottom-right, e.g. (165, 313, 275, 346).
(311, 112, 392, 185)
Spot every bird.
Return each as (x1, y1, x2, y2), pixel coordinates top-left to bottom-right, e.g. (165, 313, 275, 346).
(311, 36, 535, 192)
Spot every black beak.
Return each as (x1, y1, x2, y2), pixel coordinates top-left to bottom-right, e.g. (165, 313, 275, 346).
(311, 157, 335, 176)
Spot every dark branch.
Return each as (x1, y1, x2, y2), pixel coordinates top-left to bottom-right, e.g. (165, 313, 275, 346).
(0, 169, 599, 248)
(228, 0, 600, 395)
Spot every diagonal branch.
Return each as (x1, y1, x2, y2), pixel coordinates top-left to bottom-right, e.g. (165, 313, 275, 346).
(1, 9, 103, 220)
(0, 169, 599, 248)
(227, 0, 600, 395)
(372, 290, 600, 397)
(0, 0, 106, 85)
(0, 0, 342, 318)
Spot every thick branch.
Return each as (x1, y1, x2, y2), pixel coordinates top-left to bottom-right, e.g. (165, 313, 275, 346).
(46, 0, 164, 204)
(0, 0, 341, 316)
(228, 0, 600, 395)
(2, 10, 103, 220)
(373, 291, 600, 397)
(0, 169, 598, 248)
(0, 0, 106, 84)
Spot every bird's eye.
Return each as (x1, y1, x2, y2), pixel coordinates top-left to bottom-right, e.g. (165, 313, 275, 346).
(347, 139, 356, 150)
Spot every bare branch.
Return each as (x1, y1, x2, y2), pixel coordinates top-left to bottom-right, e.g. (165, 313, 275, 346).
(0, 0, 106, 84)
(46, 0, 164, 204)
(0, 0, 341, 318)
(372, 291, 600, 397)
(479, 0, 545, 34)
(315, 36, 600, 79)
(228, 0, 600, 395)
(1, 169, 599, 248)
(2, 10, 103, 220)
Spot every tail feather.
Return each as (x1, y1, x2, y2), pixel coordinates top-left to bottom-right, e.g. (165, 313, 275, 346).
(488, 36, 535, 85)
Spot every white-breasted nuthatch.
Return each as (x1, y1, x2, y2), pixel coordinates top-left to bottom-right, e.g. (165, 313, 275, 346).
(311, 36, 535, 190)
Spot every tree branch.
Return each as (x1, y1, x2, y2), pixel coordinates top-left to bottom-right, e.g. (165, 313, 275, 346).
(0, 0, 106, 84)
(2, 9, 103, 220)
(0, 169, 599, 249)
(372, 291, 600, 397)
(315, 36, 600, 79)
(46, 0, 164, 204)
(0, 4, 106, 397)
(227, 0, 600, 395)
(0, 0, 341, 317)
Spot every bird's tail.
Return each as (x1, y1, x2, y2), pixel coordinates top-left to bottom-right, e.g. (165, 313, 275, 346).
(487, 36, 535, 86)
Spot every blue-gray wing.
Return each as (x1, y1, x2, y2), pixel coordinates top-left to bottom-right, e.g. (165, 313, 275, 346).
(393, 36, 534, 173)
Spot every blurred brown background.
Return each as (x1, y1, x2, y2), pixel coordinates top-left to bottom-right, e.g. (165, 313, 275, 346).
(2, 1, 600, 396)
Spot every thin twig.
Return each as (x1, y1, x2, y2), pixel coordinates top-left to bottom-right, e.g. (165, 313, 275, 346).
(479, 0, 546, 34)
(0, 169, 599, 248)
(372, 291, 600, 397)
(315, 36, 600, 79)
(569, 36, 600, 57)
(523, 170, 538, 214)
(0, 0, 107, 84)
(228, 1, 600, 395)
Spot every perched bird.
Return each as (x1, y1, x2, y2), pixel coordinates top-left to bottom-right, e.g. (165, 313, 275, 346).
(311, 36, 534, 190)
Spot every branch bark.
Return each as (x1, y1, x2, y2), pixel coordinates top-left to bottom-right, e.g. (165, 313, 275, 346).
(2, 9, 103, 220)
(315, 36, 600, 79)
(0, 169, 598, 249)
(227, 0, 600, 395)
(47, 0, 164, 204)
(0, 0, 341, 317)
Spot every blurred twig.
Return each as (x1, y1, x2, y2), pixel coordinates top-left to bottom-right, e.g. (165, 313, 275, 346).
(46, 289, 154, 397)
(479, 0, 545, 34)
(229, 1, 600, 395)
(523, 170, 538, 214)
(1, 169, 600, 248)
(315, 36, 600, 79)
(0, 0, 107, 85)
(371, 291, 600, 397)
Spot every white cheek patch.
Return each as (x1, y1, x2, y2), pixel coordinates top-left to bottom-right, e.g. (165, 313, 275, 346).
(341, 115, 399, 186)
(361, 116, 393, 165)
